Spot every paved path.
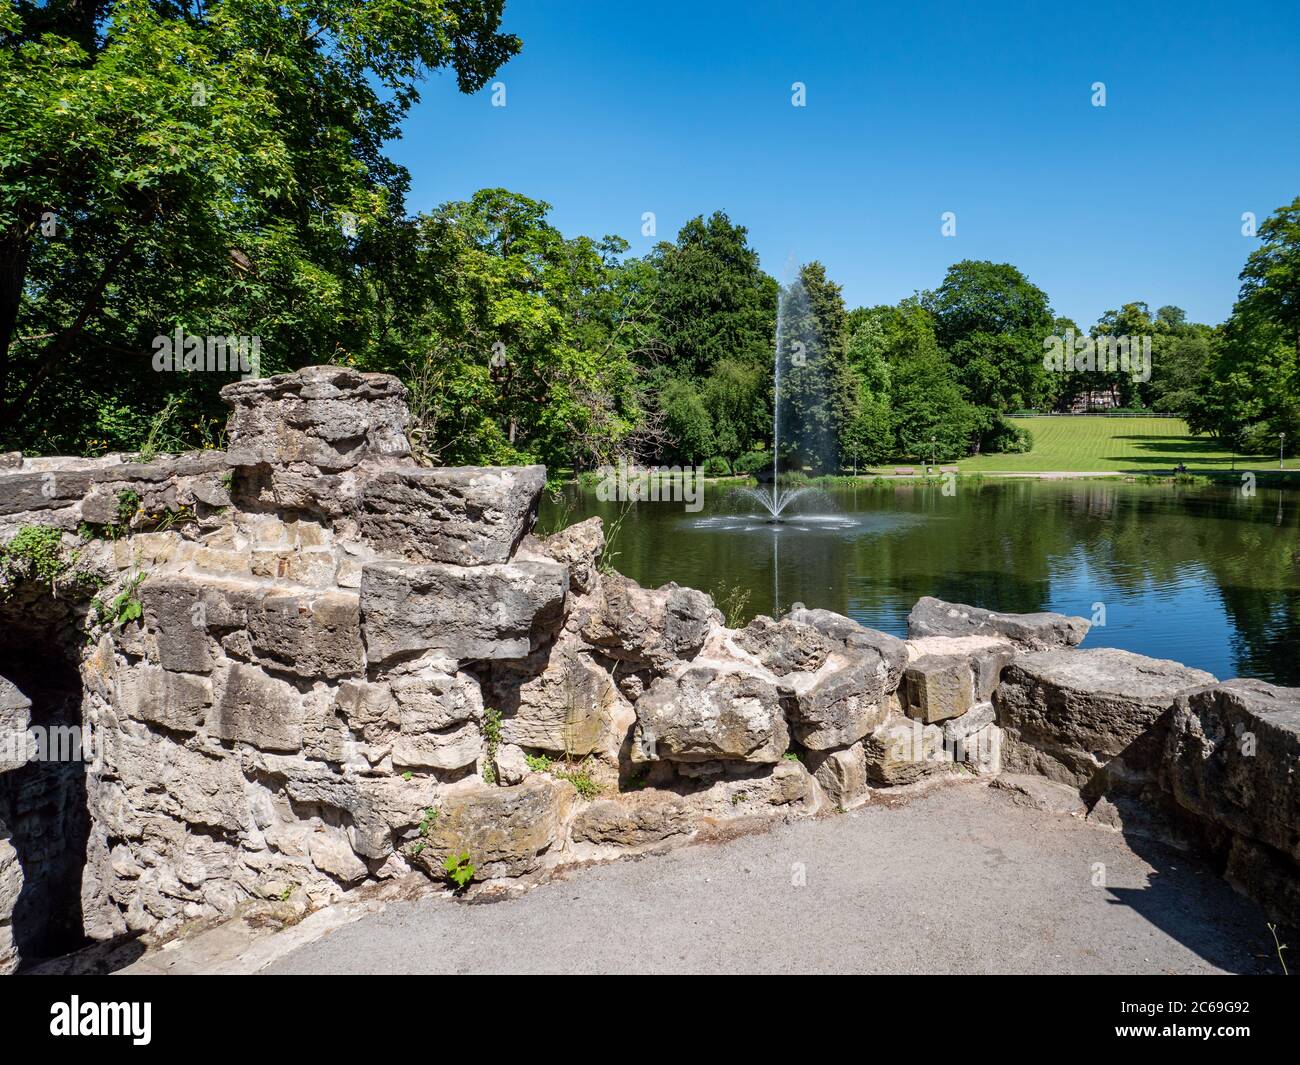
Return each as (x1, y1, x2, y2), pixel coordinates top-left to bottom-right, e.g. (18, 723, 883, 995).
(264, 783, 1278, 975)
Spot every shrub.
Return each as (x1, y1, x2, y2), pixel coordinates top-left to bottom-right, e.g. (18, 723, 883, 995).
(984, 420, 1034, 454)
(701, 455, 732, 477)
(732, 449, 771, 476)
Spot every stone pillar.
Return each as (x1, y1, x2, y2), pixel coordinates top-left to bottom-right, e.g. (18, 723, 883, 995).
(220, 365, 413, 521)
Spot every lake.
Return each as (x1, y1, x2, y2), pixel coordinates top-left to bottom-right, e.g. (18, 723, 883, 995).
(541, 478, 1300, 686)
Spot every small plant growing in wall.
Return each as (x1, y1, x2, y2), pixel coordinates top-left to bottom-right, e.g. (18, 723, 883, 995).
(418, 807, 439, 837)
(555, 758, 600, 800)
(92, 572, 145, 630)
(116, 488, 142, 527)
(1, 525, 69, 590)
(443, 851, 476, 892)
(524, 752, 552, 773)
(481, 708, 502, 785)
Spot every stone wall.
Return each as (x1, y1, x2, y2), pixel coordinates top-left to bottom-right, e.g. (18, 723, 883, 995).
(0, 365, 1295, 970)
(0, 676, 31, 974)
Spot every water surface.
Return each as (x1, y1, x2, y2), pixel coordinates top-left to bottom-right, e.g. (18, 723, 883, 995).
(541, 479, 1300, 686)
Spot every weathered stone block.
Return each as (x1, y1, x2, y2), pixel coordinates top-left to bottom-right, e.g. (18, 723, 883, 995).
(308, 831, 369, 885)
(208, 665, 305, 752)
(862, 712, 947, 786)
(0, 469, 90, 515)
(733, 615, 833, 675)
(632, 660, 788, 764)
(331, 680, 399, 744)
(900, 654, 974, 724)
(416, 776, 571, 878)
(390, 668, 483, 733)
(571, 792, 692, 847)
(0, 675, 31, 773)
(222, 365, 410, 471)
(786, 604, 908, 691)
(577, 574, 716, 671)
(907, 634, 1015, 701)
(532, 517, 604, 594)
(1164, 678, 1300, 861)
(782, 650, 893, 749)
(492, 636, 625, 756)
(908, 596, 1089, 651)
(996, 648, 1215, 790)
(1223, 835, 1300, 927)
(119, 665, 211, 733)
(247, 590, 364, 679)
(141, 577, 211, 673)
(806, 743, 869, 809)
(359, 465, 545, 565)
(394, 720, 483, 772)
(360, 559, 567, 664)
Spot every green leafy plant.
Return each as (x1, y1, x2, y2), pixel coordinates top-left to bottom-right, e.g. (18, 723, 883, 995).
(418, 807, 439, 837)
(555, 760, 600, 800)
(0, 525, 72, 589)
(481, 708, 502, 784)
(442, 851, 476, 891)
(93, 572, 145, 630)
(116, 488, 142, 526)
(524, 752, 552, 773)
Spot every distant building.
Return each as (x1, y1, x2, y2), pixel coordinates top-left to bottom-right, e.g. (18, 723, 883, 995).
(1068, 390, 1120, 413)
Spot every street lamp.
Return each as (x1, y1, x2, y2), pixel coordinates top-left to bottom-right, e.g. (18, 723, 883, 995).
(930, 434, 937, 471)
(1281, 432, 1287, 470)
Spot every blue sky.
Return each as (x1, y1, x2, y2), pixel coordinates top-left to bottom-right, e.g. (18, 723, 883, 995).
(391, 0, 1300, 327)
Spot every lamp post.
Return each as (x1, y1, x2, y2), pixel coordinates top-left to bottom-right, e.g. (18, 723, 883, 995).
(1281, 432, 1287, 470)
(930, 434, 937, 471)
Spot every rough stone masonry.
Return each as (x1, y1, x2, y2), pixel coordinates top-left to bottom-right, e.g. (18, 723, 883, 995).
(0, 366, 1295, 972)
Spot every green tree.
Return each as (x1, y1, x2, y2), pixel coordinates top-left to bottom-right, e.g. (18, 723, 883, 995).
(1237, 196, 1300, 365)
(1184, 198, 1300, 451)
(364, 189, 653, 470)
(923, 260, 1054, 448)
(884, 302, 975, 462)
(778, 261, 848, 471)
(0, 0, 520, 451)
(649, 211, 777, 378)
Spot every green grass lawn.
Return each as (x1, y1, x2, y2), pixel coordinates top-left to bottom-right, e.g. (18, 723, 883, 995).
(910, 416, 1298, 474)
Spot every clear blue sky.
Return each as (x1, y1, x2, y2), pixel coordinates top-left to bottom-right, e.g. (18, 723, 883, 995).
(392, 0, 1300, 327)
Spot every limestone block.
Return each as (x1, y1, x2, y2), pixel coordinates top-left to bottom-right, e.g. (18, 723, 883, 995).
(908, 595, 1089, 651)
(359, 465, 545, 565)
(360, 559, 567, 664)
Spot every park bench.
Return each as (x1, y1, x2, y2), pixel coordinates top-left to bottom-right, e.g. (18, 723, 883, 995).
(894, 466, 916, 475)
(940, 465, 959, 473)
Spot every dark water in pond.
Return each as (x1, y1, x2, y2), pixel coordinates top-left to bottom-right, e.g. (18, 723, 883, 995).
(540, 480, 1300, 686)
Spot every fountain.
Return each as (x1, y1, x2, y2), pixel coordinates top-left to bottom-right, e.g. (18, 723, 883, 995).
(739, 266, 831, 522)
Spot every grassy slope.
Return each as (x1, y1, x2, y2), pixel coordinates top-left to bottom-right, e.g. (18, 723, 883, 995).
(932, 416, 1300, 474)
